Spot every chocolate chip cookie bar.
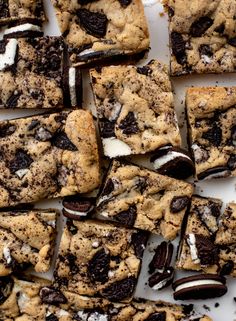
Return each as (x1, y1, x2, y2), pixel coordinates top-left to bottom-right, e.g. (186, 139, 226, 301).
(54, 219, 148, 303)
(97, 160, 193, 240)
(90, 60, 181, 158)
(164, 0, 236, 76)
(0, 110, 100, 208)
(176, 195, 236, 277)
(0, 208, 57, 276)
(186, 87, 236, 180)
(0, 37, 82, 108)
(51, 0, 150, 67)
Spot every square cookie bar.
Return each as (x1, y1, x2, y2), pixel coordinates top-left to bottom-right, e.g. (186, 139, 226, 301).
(90, 60, 181, 158)
(164, 0, 236, 76)
(0, 37, 82, 108)
(51, 0, 150, 66)
(186, 87, 236, 180)
(0, 110, 100, 208)
(54, 219, 148, 303)
(0, 209, 57, 276)
(176, 196, 236, 277)
(0, 0, 45, 26)
(97, 160, 193, 240)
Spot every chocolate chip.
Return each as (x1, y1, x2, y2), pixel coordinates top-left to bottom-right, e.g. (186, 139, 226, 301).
(27, 120, 40, 131)
(202, 124, 222, 146)
(66, 253, 79, 275)
(170, 196, 190, 213)
(214, 23, 225, 34)
(199, 44, 213, 57)
(195, 234, 219, 266)
(52, 131, 77, 151)
(228, 154, 236, 171)
(77, 9, 108, 38)
(131, 230, 149, 259)
(100, 120, 115, 138)
(101, 276, 136, 301)
(220, 260, 234, 276)
(170, 32, 187, 65)
(118, 0, 132, 6)
(0, 276, 13, 305)
(149, 242, 173, 274)
(114, 205, 137, 227)
(40, 286, 67, 305)
(78, 0, 98, 4)
(228, 37, 236, 47)
(6, 91, 21, 108)
(0, 124, 16, 138)
(0, 0, 9, 19)
(46, 314, 58, 321)
(119, 112, 139, 135)
(148, 267, 174, 291)
(145, 312, 166, 321)
(88, 249, 110, 283)
(8, 149, 33, 174)
(190, 17, 213, 37)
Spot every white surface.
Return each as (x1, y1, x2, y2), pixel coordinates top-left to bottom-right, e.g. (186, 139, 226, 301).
(0, 0, 235, 320)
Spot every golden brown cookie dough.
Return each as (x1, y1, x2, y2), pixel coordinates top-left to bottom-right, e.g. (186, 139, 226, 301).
(97, 160, 193, 240)
(186, 87, 236, 180)
(164, 0, 236, 76)
(0, 110, 100, 208)
(90, 60, 181, 158)
(51, 0, 150, 66)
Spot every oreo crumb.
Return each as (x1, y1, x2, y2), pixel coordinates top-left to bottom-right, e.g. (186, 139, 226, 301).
(203, 305, 211, 312)
(214, 302, 220, 308)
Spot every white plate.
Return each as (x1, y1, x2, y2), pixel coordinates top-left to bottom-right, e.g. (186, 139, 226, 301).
(0, 1, 235, 320)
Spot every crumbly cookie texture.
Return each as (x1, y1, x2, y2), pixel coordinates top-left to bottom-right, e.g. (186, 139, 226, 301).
(0, 209, 57, 276)
(186, 87, 236, 180)
(176, 196, 236, 277)
(0, 110, 100, 208)
(163, 0, 236, 76)
(90, 60, 181, 158)
(0, 0, 45, 26)
(0, 37, 82, 108)
(51, 0, 150, 66)
(54, 219, 148, 303)
(97, 160, 193, 240)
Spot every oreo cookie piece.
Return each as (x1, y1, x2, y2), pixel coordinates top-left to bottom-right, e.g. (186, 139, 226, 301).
(149, 241, 174, 274)
(150, 145, 195, 179)
(3, 20, 43, 39)
(63, 65, 83, 108)
(197, 166, 231, 180)
(148, 267, 174, 291)
(62, 195, 95, 220)
(173, 274, 227, 300)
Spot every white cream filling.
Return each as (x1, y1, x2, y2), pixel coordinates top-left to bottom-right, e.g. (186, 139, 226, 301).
(88, 312, 108, 321)
(186, 234, 200, 264)
(3, 247, 12, 264)
(57, 309, 70, 317)
(17, 292, 30, 310)
(153, 151, 191, 169)
(103, 137, 132, 158)
(69, 67, 77, 107)
(0, 39, 18, 71)
(15, 168, 29, 179)
(78, 48, 95, 57)
(175, 279, 223, 292)
(151, 278, 169, 291)
(63, 207, 92, 216)
(4, 23, 41, 35)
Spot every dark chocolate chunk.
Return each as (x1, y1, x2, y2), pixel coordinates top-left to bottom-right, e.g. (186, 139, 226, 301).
(40, 286, 67, 305)
(101, 276, 136, 301)
(0, 0, 9, 19)
(170, 32, 186, 65)
(0, 276, 13, 305)
(214, 23, 225, 34)
(190, 17, 213, 37)
(8, 149, 33, 174)
(228, 37, 236, 47)
(114, 205, 137, 227)
(100, 120, 115, 138)
(198, 166, 230, 180)
(46, 314, 59, 321)
(195, 234, 219, 265)
(77, 9, 108, 38)
(137, 65, 152, 76)
(118, 0, 132, 6)
(88, 249, 110, 283)
(170, 196, 190, 213)
(131, 230, 149, 259)
(199, 44, 213, 57)
(0, 124, 16, 138)
(228, 154, 236, 171)
(149, 241, 173, 274)
(52, 131, 78, 151)
(202, 124, 222, 146)
(230, 125, 236, 146)
(27, 120, 40, 131)
(102, 178, 115, 197)
(65, 253, 79, 275)
(119, 112, 139, 135)
(6, 91, 21, 108)
(220, 260, 234, 276)
(148, 267, 174, 291)
(145, 312, 166, 321)
(63, 196, 95, 220)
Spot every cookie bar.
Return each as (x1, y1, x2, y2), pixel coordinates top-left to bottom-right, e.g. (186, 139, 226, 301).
(176, 196, 236, 277)
(97, 160, 193, 240)
(0, 37, 82, 108)
(0, 209, 57, 275)
(0, 110, 100, 208)
(164, 0, 236, 76)
(51, 0, 150, 66)
(54, 219, 148, 302)
(186, 87, 236, 180)
(90, 60, 181, 158)
(0, 0, 45, 26)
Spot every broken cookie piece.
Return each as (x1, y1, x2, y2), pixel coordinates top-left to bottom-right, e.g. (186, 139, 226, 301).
(90, 60, 181, 158)
(97, 160, 193, 240)
(186, 87, 236, 180)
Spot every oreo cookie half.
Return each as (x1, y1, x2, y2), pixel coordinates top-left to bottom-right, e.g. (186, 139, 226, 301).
(62, 195, 95, 220)
(150, 145, 195, 179)
(172, 274, 227, 300)
(3, 20, 43, 39)
(148, 267, 174, 291)
(198, 166, 231, 180)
